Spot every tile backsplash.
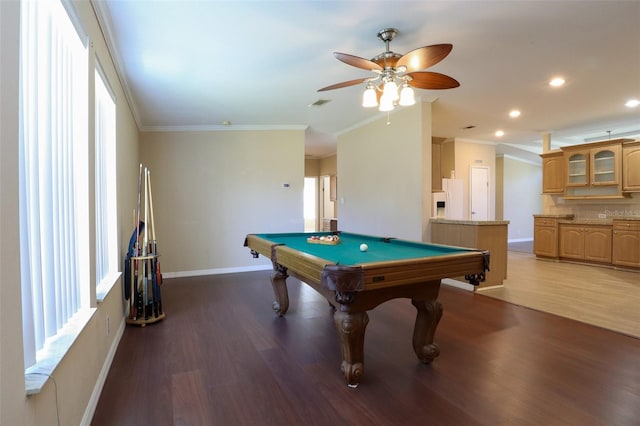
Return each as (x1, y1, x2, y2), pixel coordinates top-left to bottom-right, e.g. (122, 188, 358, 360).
(542, 193, 640, 220)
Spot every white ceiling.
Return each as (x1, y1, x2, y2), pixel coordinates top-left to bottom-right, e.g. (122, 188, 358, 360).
(93, 1, 640, 161)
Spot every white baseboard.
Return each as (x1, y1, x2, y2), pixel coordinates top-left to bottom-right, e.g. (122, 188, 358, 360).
(441, 278, 474, 291)
(80, 317, 126, 426)
(508, 238, 533, 243)
(163, 264, 272, 279)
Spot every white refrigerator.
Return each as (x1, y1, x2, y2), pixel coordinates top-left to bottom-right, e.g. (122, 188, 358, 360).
(434, 178, 464, 220)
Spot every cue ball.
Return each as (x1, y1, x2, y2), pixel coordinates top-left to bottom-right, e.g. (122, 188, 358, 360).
(360, 243, 368, 252)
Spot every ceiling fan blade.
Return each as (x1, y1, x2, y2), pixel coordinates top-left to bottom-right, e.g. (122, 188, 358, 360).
(407, 72, 460, 90)
(397, 44, 453, 72)
(318, 77, 370, 92)
(334, 52, 383, 72)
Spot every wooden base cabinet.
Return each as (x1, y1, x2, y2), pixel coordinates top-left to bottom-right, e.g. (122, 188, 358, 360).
(558, 224, 584, 260)
(559, 224, 612, 264)
(534, 217, 560, 257)
(612, 220, 640, 268)
(584, 227, 613, 263)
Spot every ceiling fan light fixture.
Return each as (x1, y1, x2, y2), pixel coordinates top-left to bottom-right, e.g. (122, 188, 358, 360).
(362, 84, 378, 108)
(379, 94, 394, 112)
(383, 80, 399, 101)
(319, 28, 458, 113)
(399, 83, 415, 106)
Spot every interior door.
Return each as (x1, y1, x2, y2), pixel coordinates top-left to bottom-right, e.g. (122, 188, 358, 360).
(470, 166, 489, 220)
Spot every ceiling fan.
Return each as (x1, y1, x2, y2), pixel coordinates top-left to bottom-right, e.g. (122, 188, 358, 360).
(318, 28, 459, 111)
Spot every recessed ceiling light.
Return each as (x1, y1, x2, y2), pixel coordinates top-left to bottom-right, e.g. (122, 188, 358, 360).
(509, 110, 521, 118)
(625, 99, 640, 108)
(495, 130, 505, 137)
(549, 77, 565, 87)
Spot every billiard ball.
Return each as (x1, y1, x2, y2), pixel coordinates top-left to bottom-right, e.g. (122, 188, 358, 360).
(359, 243, 368, 252)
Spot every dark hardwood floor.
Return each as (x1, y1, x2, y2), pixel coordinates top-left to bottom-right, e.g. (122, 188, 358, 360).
(92, 271, 640, 426)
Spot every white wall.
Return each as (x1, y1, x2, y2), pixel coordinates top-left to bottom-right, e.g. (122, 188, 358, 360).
(502, 156, 542, 241)
(336, 102, 432, 241)
(453, 139, 497, 220)
(140, 129, 305, 275)
(1, 2, 140, 424)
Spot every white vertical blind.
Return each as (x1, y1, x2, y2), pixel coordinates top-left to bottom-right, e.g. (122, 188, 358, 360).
(19, 0, 89, 367)
(95, 64, 118, 289)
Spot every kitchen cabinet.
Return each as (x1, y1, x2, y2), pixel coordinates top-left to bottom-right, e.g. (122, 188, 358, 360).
(562, 140, 623, 198)
(559, 224, 585, 259)
(536, 216, 640, 270)
(534, 216, 561, 258)
(612, 220, 640, 268)
(622, 141, 640, 192)
(432, 143, 442, 191)
(584, 226, 613, 263)
(564, 149, 590, 187)
(329, 175, 337, 201)
(559, 224, 612, 264)
(431, 138, 455, 191)
(591, 146, 620, 186)
(540, 150, 564, 194)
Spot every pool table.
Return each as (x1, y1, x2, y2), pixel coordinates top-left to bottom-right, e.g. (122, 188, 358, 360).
(244, 231, 489, 387)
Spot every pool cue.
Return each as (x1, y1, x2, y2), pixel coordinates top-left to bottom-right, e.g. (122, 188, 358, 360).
(142, 167, 150, 319)
(147, 169, 162, 316)
(133, 164, 143, 320)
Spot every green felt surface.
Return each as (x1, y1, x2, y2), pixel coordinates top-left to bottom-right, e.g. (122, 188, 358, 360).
(255, 232, 472, 266)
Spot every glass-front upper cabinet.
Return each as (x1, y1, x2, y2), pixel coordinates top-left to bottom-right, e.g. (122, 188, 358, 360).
(591, 146, 620, 185)
(562, 141, 623, 198)
(566, 150, 589, 187)
(564, 144, 621, 188)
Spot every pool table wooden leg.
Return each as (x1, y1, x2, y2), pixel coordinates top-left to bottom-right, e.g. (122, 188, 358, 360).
(270, 268, 289, 316)
(333, 310, 369, 388)
(411, 299, 443, 363)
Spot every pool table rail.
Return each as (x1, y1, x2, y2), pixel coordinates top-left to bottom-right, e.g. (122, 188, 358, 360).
(245, 233, 489, 291)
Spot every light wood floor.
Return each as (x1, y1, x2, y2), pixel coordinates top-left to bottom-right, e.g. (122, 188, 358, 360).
(479, 251, 640, 339)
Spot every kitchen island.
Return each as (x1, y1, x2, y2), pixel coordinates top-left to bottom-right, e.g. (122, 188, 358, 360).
(430, 218, 509, 289)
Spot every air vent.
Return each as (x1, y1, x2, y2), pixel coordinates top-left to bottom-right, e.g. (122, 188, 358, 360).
(308, 99, 331, 107)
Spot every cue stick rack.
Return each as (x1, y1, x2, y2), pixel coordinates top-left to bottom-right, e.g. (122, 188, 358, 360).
(126, 164, 166, 326)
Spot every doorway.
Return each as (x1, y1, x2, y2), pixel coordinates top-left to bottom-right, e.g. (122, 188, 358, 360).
(470, 166, 490, 220)
(303, 177, 317, 232)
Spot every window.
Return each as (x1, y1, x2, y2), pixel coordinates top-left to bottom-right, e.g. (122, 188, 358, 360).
(19, 0, 90, 373)
(95, 65, 118, 299)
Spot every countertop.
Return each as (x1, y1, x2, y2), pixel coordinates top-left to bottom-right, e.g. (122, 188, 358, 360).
(558, 219, 613, 225)
(533, 214, 575, 219)
(535, 214, 640, 225)
(429, 218, 510, 225)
